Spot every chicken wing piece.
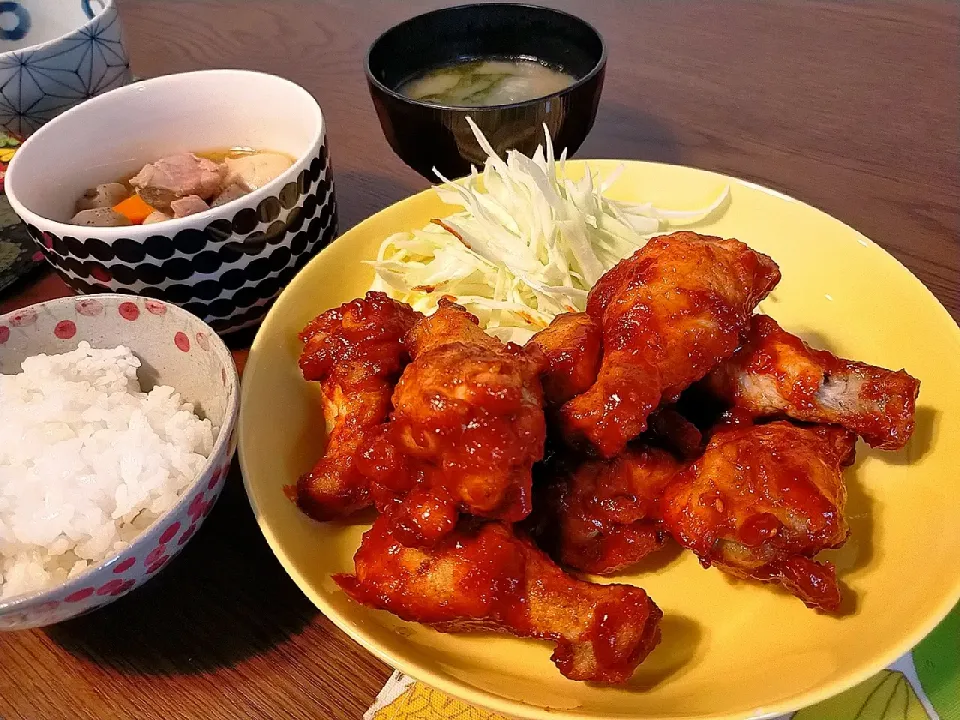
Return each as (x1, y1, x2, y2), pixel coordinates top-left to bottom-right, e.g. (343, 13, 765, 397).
(335, 516, 662, 683)
(357, 299, 547, 545)
(532, 445, 682, 575)
(703, 314, 920, 450)
(560, 232, 781, 458)
(296, 292, 421, 520)
(660, 421, 856, 611)
(526, 312, 603, 407)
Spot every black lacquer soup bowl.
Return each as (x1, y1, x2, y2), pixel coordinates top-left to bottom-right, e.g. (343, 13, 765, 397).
(366, 3, 606, 180)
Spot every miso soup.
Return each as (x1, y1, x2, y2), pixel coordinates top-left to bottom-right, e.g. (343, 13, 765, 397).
(399, 59, 576, 107)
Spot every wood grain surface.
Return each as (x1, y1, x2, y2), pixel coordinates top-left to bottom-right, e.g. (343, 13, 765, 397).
(0, 1, 957, 718)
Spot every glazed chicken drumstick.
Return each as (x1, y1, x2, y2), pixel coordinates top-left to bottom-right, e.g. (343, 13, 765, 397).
(335, 515, 663, 683)
(357, 299, 547, 545)
(561, 232, 781, 458)
(703, 314, 920, 449)
(660, 421, 857, 612)
(296, 292, 421, 520)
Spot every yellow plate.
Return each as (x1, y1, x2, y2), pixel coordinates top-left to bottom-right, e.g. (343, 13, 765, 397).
(239, 161, 960, 720)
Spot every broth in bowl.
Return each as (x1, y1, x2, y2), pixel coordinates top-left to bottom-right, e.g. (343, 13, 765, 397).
(69, 148, 295, 227)
(399, 59, 575, 107)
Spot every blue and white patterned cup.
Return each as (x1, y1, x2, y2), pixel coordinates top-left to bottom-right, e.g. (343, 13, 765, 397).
(0, 0, 131, 136)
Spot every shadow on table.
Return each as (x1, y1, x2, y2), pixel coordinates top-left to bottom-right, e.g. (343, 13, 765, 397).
(0, 264, 52, 310)
(576, 100, 683, 166)
(46, 464, 320, 674)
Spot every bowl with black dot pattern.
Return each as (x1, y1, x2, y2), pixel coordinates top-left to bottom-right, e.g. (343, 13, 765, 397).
(4, 69, 337, 335)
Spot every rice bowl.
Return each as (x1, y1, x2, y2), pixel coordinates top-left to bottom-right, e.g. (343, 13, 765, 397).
(0, 294, 238, 630)
(0, 342, 216, 599)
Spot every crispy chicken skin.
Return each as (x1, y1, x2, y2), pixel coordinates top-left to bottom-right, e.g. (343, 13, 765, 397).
(296, 292, 421, 520)
(357, 300, 547, 545)
(660, 421, 856, 612)
(526, 312, 603, 407)
(560, 232, 781, 458)
(532, 445, 682, 575)
(703, 314, 920, 450)
(335, 516, 662, 683)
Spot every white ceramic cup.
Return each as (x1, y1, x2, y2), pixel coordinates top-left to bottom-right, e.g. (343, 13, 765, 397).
(0, 0, 131, 136)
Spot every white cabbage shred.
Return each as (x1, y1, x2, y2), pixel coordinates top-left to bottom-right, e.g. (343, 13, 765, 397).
(369, 118, 728, 344)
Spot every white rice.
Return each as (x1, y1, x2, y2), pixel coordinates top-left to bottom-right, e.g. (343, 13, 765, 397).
(0, 342, 216, 599)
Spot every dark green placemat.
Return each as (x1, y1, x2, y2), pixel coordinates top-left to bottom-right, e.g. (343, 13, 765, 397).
(0, 126, 45, 293)
(0, 194, 43, 293)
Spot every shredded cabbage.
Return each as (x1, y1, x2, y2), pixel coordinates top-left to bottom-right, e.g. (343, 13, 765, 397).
(369, 118, 728, 344)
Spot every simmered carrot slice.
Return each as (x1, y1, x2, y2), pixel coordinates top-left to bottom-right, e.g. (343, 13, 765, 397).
(112, 194, 156, 224)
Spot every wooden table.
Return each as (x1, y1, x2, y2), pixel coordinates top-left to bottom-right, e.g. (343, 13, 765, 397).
(0, 2, 956, 717)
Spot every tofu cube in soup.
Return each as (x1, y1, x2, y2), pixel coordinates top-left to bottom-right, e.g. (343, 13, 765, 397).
(223, 152, 293, 191)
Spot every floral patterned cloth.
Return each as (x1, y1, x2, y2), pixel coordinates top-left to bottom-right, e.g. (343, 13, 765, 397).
(0, 129, 21, 191)
(366, 604, 958, 720)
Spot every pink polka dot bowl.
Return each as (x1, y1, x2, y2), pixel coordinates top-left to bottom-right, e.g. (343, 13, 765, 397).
(0, 294, 239, 630)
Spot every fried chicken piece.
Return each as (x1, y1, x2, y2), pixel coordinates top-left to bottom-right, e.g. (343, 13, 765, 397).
(335, 516, 662, 683)
(532, 445, 682, 574)
(296, 292, 421, 520)
(660, 421, 857, 611)
(526, 312, 603, 407)
(560, 232, 781, 458)
(357, 299, 547, 545)
(645, 406, 704, 459)
(703, 314, 920, 450)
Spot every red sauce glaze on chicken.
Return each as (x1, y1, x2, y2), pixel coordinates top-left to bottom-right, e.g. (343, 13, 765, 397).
(560, 232, 781, 458)
(355, 300, 546, 546)
(660, 421, 856, 611)
(335, 516, 662, 683)
(296, 292, 421, 520)
(703, 314, 920, 449)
